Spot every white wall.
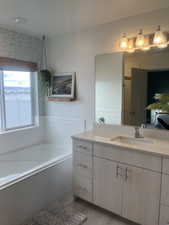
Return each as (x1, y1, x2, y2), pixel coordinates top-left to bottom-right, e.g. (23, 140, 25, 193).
(0, 27, 44, 154)
(95, 53, 123, 125)
(46, 7, 169, 145)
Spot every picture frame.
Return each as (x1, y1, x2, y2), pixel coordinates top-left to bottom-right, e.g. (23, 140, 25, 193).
(50, 72, 75, 98)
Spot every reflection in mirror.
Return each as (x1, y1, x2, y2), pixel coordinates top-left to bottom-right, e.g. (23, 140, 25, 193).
(95, 48, 169, 130)
(123, 48, 169, 130)
(95, 53, 123, 125)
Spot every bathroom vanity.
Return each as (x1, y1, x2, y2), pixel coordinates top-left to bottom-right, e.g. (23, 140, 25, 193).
(72, 130, 169, 225)
(73, 47, 169, 225)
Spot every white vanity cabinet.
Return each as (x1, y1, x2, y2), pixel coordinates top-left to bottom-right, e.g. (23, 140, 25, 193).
(73, 139, 93, 202)
(94, 159, 160, 225)
(160, 158, 169, 225)
(159, 205, 169, 225)
(73, 138, 162, 225)
(93, 157, 123, 215)
(122, 165, 161, 225)
(93, 143, 161, 225)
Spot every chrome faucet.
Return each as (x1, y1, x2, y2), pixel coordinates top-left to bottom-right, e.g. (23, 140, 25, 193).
(98, 117, 105, 124)
(134, 126, 144, 138)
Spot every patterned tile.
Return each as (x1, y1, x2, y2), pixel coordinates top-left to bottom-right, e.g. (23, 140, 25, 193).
(0, 27, 41, 63)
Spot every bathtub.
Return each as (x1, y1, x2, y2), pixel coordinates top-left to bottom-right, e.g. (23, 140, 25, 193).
(0, 143, 73, 225)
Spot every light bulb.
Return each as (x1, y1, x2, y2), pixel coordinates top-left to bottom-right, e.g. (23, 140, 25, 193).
(120, 33, 128, 50)
(136, 29, 145, 48)
(153, 26, 167, 45)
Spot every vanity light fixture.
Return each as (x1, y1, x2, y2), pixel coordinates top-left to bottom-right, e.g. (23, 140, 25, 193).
(127, 39, 135, 53)
(142, 46, 151, 51)
(120, 33, 128, 50)
(153, 25, 167, 47)
(158, 43, 168, 48)
(142, 36, 150, 51)
(119, 26, 169, 52)
(135, 29, 145, 48)
(128, 39, 134, 49)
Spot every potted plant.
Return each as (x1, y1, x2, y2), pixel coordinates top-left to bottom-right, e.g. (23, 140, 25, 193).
(146, 93, 169, 113)
(38, 69, 52, 96)
(38, 35, 52, 96)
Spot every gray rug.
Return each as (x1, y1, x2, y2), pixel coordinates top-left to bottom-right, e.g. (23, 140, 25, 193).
(22, 200, 87, 225)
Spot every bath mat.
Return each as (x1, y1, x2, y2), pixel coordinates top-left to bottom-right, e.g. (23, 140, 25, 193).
(23, 212, 87, 225)
(22, 202, 87, 225)
(60, 212, 87, 225)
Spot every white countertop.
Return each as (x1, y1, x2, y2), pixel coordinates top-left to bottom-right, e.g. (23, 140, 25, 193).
(72, 131, 169, 157)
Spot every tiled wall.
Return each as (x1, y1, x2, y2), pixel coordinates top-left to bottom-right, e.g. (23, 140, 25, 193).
(0, 27, 41, 62)
(44, 116, 85, 149)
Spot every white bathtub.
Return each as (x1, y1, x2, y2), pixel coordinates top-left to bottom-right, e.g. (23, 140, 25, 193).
(0, 143, 73, 225)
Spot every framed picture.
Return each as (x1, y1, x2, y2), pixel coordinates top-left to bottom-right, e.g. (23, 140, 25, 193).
(50, 72, 75, 98)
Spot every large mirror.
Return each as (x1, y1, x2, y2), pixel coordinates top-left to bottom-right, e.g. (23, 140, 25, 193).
(95, 48, 169, 130)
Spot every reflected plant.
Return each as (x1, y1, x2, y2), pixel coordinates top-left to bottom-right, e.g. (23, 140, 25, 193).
(146, 93, 169, 113)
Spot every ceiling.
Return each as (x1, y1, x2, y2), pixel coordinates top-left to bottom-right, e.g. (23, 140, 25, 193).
(0, 0, 169, 37)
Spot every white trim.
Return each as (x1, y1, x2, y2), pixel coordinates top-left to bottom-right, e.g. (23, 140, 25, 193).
(33, 72, 40, 126)
(0, 70, 3, 130)
(0, 70, 5, 130)
(0, 125, 39, 135)
(0, 70, 39, 132)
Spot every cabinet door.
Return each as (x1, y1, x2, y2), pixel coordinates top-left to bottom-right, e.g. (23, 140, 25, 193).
(161, 174, 169, 207)
(93, 157, 123, 215)
(122, 166, 161, 225)
(160, 205, 169, 225)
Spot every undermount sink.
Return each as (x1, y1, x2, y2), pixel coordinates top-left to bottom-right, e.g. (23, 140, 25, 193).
(94, 136, 112, 141)
(110, 136, 155, 146)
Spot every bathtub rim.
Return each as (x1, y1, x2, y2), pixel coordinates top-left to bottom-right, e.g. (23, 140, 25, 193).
(0, 153, 72, 191)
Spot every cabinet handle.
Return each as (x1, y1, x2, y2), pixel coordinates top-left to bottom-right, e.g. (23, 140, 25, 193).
(125, 168, 129, 181)
(116, 165, 120, 178)
(77, 145, 87, 150)
(78, 163, 88, 169)
(78, 186, 88, 193)
(116, 165, 124, 178)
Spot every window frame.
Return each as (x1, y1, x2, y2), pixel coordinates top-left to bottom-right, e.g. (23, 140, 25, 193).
(0, 58, 39, 133)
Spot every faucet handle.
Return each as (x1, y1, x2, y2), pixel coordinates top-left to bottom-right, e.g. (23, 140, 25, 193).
(134, 126, 144, 138)
(141, 124, 146, 128)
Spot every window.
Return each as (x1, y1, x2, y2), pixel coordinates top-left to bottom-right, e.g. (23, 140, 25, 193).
(0, 58, 38, 132)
